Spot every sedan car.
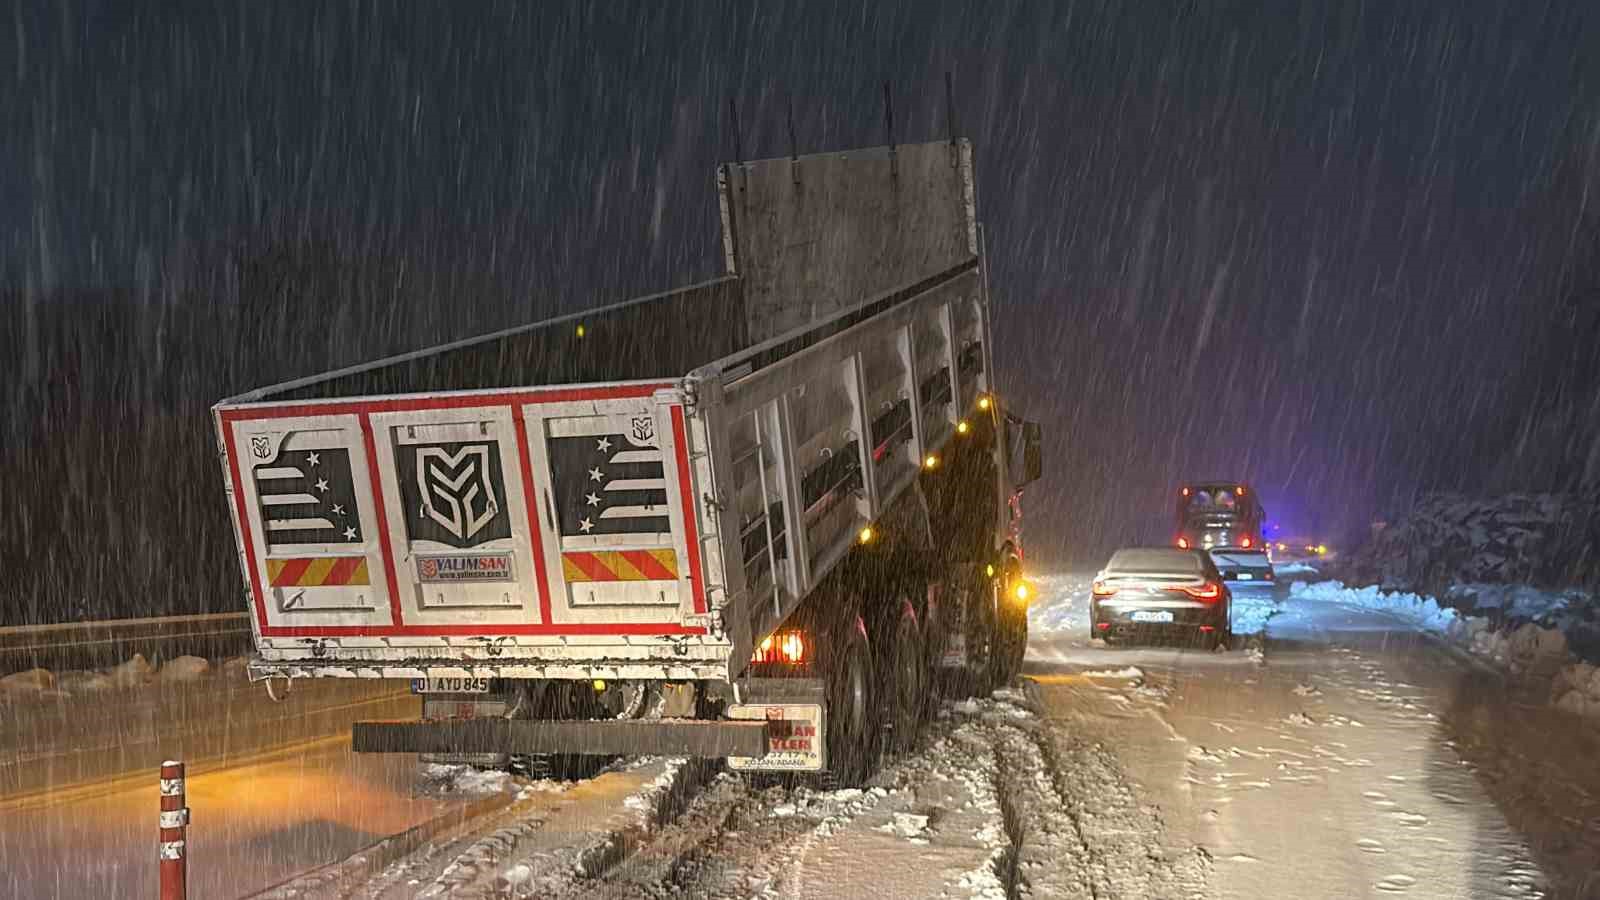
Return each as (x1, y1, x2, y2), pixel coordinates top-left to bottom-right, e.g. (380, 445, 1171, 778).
(1091, 547, 1233, 649)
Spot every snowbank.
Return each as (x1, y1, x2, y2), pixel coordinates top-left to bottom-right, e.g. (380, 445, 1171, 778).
(418, 763, 517, 796)
(1288, 580, 1460, 633)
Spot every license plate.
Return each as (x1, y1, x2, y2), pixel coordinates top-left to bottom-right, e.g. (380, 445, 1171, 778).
(1236, 573, 1254, 580)
(411, 676, 491, 694)
(726, 704, 824, 772)
(1130, 611, 1174, 623)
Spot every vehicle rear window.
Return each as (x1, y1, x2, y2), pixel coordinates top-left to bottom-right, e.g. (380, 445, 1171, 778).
(1185, 488, 1238, 510)
(1104, 548, 1203, 576)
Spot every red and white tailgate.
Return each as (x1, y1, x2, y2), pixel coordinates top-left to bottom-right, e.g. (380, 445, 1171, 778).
(215, 384, 718, 656)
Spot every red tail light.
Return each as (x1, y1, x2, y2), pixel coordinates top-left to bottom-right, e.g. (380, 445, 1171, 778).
(1240, 536, 1253, 548)
(1177, 537, 1190, 549)
(1174, 581, 1222, 601)
(752, 632, 807, 665)
(1092, 580, 1117, 598)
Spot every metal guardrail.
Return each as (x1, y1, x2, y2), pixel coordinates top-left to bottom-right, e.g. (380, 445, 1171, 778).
(0, 612, 252, 674)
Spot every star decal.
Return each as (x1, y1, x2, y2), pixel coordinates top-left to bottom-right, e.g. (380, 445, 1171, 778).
(578, 517, 595, 533)
(589, 466, 605, 482)
(305, 451, 320, 467)
(586, 492, 601, 506)
(596, 437, 612, 452)
(342, 526, 357, 540)
(331, 504, 345, 515)
(315, 478, 330, 493)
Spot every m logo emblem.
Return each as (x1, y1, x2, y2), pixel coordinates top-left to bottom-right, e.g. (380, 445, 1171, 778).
(415, 445, 501, 543)
(250, 436, 271, 459)
(631, 416, 655, 444)
(396, 439, 512, 549)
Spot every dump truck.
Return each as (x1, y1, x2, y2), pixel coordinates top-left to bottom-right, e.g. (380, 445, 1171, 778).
(212, 133, 1042, 784)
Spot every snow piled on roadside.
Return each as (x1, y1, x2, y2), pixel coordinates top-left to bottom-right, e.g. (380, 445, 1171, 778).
(1288, 580, 1460, 633)
(1231, 585, 1280, 636)
(418, 763, 518, 796)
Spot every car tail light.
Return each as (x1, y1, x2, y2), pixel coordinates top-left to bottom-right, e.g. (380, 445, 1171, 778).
(1173, 581, 1222, 601)
(1092, 580, 1117, 598)
(1240, 536, 1253, 548)
(752, 632, 807, 665)
(1177, 537, 1190, 549)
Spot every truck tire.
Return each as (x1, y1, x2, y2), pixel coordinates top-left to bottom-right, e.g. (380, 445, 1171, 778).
(990, 591, 1028, 688)
(508, 681, 612, 781)
(919, 580, 951, 720)
(824, 617, 877, 788)
(956, 573, 997, 699)
(874, 597, 927, 755)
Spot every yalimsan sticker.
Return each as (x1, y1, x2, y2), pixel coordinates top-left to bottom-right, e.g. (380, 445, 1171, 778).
(416, 553, 515, 583)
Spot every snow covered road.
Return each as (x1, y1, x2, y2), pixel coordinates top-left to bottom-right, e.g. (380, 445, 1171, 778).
(1019, 571, 1598, 899)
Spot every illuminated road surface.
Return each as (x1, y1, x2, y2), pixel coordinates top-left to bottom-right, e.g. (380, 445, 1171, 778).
(0, 736, 471, 900)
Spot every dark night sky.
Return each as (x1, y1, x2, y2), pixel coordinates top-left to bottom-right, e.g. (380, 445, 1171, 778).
(3, 0, 1596, 565)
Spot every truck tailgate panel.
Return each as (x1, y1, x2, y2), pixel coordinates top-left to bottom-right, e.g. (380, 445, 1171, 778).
(217, 382, 723, 664)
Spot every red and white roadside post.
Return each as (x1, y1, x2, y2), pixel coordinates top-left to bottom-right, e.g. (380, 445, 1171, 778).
(159, 760, 189, 900)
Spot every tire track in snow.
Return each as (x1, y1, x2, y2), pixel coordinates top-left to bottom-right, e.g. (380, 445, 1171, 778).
(1007, 684, 1211, 899)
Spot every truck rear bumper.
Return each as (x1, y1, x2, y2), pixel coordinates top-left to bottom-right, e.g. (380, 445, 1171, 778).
(352, 717, 772, 758)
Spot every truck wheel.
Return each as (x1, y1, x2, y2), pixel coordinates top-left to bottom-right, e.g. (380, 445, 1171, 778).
(989, 593, 1027, 688)
(875, 597, 927, 755)
(824, 617, 876, 788)
(510, 682, 611, 781)
(919, 580, 951, 720)
(957, 574, 997, 699)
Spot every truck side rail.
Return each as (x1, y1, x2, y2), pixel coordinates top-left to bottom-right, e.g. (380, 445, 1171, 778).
(685, 254, 991, 658)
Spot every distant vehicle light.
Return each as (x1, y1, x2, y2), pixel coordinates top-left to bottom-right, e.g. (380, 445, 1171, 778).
(858, 525, 875, 544)
(1241, 536, 1253, 549)
(1092, 580, 1117, 598)
(924, 454, 940, 469)
(978, 395, 992, 410)
(1237, 485, 1246, 494)
(985, 563, 996, 578)
(1182, 487, 1190, 496)
(1013, 582, 1032, 603)
(592, 679, 606, 692)
(1316, 544, 1327, 555)
(576, 324, 586, 338)
(957, 420, 970, 435)
(1177, 538, 1190, 549)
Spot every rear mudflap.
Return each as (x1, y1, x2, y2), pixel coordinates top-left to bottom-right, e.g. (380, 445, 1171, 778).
(725, 677, 827, 773)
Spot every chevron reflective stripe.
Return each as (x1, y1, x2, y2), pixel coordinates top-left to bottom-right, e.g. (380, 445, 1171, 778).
(266, 556, 370, 587)
(562, 549, 678, 582)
